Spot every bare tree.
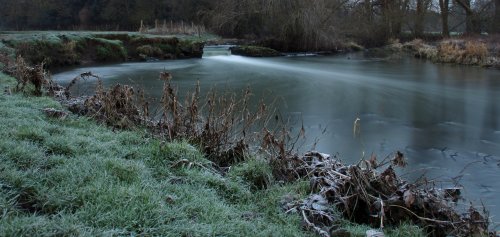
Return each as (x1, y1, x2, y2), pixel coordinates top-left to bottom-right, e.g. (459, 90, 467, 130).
(381, 0, 410, 38)
(439, 0, 451, 36)
(495, 0, 500, 33)
(454, 0, 481, 33)
(414, 0, 432, 37)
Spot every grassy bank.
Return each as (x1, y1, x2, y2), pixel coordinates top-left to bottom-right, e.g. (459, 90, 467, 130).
(2, 30, 489, 236)
(0, 72, 313, 236)
(0, 31, 216, 68)
(0, 70, 428, 236)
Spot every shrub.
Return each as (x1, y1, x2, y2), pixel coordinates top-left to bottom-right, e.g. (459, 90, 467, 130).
(13, 40, 80, 67)
(86, 38, 127, 62)
(415, 45, 438, 60)
(13, 56, 47, 96)
(437, 40, 489, 65)
(136, 45, 164, 57)
(59, 41, 79, 65)
(464, 41, 488, 63)
(345, 41, 364, 51)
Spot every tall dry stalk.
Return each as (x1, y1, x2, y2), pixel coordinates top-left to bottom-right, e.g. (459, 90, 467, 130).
(13, 56, 47, 96)
(154, 70, 296, 166)
(63, 70, 305, 167)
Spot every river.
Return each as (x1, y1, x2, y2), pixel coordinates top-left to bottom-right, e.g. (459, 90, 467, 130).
(53, 46, 500, 228)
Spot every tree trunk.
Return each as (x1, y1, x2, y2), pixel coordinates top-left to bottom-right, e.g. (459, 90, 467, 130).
(464, 0, 474, 33)
(397, 0, 410, 36)
(381, 0, 404, 38)
(381, 0, 392, 38)
(454, 0, 480, 34)
(78, 5, 90, 30)
(365, 0, 373, 21)
(494, 0, 500, 33)
(414, 0, 425, 37)
(439, 0, 450, 36)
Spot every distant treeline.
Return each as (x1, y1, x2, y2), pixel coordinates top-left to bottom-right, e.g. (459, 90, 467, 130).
(0, 0, 210, 31)
(0, 0, 499, 50)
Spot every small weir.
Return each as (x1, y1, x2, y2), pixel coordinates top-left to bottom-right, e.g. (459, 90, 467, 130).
(202, 45, 232, 57)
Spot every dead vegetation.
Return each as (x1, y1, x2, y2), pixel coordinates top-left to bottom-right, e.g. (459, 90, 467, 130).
(437, 40, 489, 65)
(3, 56, 494, 236)
(61, 72, 144, 128)
(403, 38, 500, 67)
(62, 70, 271, 167)
(0, 53, 75, 97)
(279, 151, 491, 237)
(56, 70, 496, 236)
(404, 39, 438, 60)
(0, 55, 51, 96)
(154, 72, 275, 166)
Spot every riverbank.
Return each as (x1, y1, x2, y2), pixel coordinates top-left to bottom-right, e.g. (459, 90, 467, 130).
(221, 34, 500, 68)
(208, 38, 363, 57)
(0, 72, 312, 236)
(1, 31, 495, 236)
(0, 31, 212, 68)
(371, 36, 500, 68)
(0, 72, 430, 236)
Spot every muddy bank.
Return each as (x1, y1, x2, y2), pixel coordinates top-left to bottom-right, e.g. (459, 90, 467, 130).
(0, 32, 204, 68)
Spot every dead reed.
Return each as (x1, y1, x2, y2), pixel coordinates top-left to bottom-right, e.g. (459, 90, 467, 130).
(438, 40, 489, 65)
(156, 72, 272, 166)
(64, 70, 282, 166)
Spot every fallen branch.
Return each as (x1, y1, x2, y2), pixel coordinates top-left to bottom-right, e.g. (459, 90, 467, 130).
(302, 209, 330, 237)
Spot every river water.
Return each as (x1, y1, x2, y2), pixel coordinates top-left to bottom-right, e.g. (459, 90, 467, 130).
(53, 46, 500, 227)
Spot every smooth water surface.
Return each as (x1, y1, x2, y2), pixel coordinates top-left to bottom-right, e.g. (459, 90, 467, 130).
(54, 47, 500, 226)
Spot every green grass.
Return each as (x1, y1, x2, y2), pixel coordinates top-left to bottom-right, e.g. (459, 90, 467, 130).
(0, 31, 212, 67)
(0, 71, 425, 236)
(0, 73, 313, 236)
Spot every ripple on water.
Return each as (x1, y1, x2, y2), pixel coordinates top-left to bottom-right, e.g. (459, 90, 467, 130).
(438, 121, 465, 128)
(480, 140, 500, 147)
(479, 184, 496, 194)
